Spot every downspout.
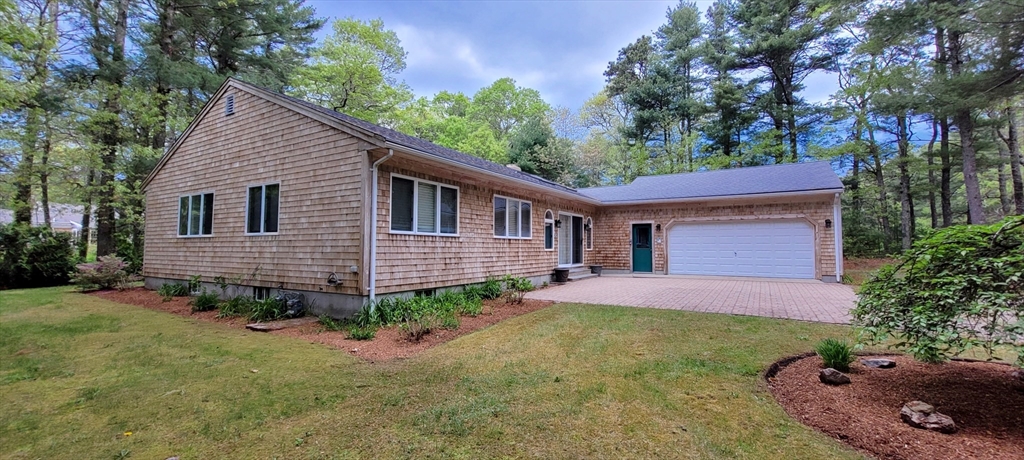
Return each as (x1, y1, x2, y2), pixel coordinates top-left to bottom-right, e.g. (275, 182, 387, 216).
(833, 192, 844, 281)
(369, 149, 393, 305)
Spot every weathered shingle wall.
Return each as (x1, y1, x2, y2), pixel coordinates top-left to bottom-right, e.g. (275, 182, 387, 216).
(374, 156, 597, 293)
(143, 89, 367, 294)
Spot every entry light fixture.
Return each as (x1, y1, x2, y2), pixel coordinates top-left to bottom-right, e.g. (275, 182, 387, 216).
(555, 219, 562, 228)
(825, 219, 832, 229)
(655, 224, 662, 232)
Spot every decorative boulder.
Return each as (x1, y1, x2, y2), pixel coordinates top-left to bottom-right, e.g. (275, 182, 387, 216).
(819, 368, 851, 385)
(861, 358, 896, 369)
(900, 401, 957, 434)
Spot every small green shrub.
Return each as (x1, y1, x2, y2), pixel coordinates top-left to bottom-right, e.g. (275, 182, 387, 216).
(816, 338, 855, 372)
(189, 291, 220, 312)
(400, 314, 436, 341)
(457, 295, 483, 316)
(501, 275, 533, 304)
(347, 325, 377, 340)
(319, 315, 347, 331)
(248, 297, 286, 322)
(188, 274, 202, 294)
(73, 255, 127, 290)
(439, 311, 460, 330)
(157, 282, 190, 301)
(480, 277, 503, 300)
(218, 295, 255, 318)
(462, 285, 485, 301)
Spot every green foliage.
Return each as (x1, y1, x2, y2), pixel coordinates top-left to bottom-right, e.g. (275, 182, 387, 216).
(247, 298, 287, 323)
(188, 274, 203, 294)
(815, 338, 855, 372)
(501, 275, 534, 304)
(853, 216, 1024, 366)
(0, 224, 77, 289)
(189, 291, 220, 313)
(72, 255, 127, 290)
(318, 315, 346, 331)
(157, 283, 189, 301)
(347, 325, 377, 341)
(217, 295, 255, 318)
(480, 278, 504, 300)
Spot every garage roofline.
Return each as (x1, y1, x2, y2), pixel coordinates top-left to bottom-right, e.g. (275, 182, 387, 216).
(595, 188, 844, 206)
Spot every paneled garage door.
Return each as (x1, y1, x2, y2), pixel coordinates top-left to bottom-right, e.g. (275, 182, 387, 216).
(667, 220, 815, 279)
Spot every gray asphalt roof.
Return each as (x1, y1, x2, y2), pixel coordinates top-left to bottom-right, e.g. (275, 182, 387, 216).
(234, 80, 842, 204)
(236, 79, 582, 197)
(578, 162, 843, 203)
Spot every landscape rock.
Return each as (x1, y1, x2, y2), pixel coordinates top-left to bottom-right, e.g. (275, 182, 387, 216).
(819, 368, 851, 385)
(861, 358, 896, 369)
(900, 401, 957, 434)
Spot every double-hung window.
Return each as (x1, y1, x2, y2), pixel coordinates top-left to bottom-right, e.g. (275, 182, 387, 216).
(544, 210, 554, 250)
(178, 193, 214, 236)
(390, 175, 458, 235)
(494, 195, 531, 238)
(246, 183, 279, 234)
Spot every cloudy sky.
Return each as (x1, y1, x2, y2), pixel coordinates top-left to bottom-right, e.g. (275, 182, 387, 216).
(306, 0, 836, 110)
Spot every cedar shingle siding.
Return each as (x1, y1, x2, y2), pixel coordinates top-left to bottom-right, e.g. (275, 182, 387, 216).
(143, 79, 843, 312)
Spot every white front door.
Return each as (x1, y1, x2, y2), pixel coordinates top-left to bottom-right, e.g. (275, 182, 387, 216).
(667, 220, 815, 279)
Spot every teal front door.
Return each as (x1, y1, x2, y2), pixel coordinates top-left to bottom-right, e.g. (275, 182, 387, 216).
(632, 224, 653, 272)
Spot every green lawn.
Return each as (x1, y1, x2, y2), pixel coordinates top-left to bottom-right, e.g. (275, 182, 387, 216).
(1, 288, 864, 459)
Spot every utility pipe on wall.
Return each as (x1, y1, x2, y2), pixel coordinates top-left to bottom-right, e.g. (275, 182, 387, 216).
(368, 149, 393, 306)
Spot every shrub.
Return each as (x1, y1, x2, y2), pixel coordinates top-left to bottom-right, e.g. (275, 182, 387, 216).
(73, 255, 127, 290)
(347, 325, 377, 340)
(462, 284, 485, 301)
(218, 295, 255, 318)
(457, 295, 483, 316)
(0, 224, 77, 289)
(248, 297, 287, 322)
(480, 277, 503, 300)
(501, 275, 533, 304)
(816, 338, 855, 372)
(319, 315, 347, 331)
(157, 282, 189, 301)
(400, 314, 436, 341)
(189, 291, 220, 312)
(853, 216, 1024, 366)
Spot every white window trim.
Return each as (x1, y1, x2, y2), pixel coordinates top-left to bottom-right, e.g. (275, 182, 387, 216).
(389, 173, 460, 237)
(493, 194, 533, 240)
(544, 209, 554, 251)
(177, 191, 215, 238)
(585, 217, 593, 251)
(244, 182, 281, 236)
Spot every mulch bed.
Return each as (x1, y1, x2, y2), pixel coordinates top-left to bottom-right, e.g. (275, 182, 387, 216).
(767, 353, 1024, 460)
(90, 288, 552, 362)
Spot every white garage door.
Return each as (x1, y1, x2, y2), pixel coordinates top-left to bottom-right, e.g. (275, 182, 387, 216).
(667, 220, 815, 279)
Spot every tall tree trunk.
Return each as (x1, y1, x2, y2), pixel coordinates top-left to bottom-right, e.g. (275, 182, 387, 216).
(927, 119, 938, 228)
(787, 105, 798, 162)
(91, 0, 130, 257)
(996, 125, 1012, 216)
(949, 30, 985, 224)
(897, 113, 914, 249)
(151, 0, 177, 150)
(850, 122, 863, 214)
(867, 124, 890, 238)
(940, 116, 953, 225)
(40, 122, 52, 228)
(13, 110, 37, 224)
(1007, 104, 1024, 214)
(79, 169, 94, 260)
(934, 27, 953, 226)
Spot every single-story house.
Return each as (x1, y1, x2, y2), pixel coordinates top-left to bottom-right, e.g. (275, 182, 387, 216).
(142, 78, 844, 318)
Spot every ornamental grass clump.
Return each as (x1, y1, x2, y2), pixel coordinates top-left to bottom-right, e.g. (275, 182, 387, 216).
(816, 337, 856, 372)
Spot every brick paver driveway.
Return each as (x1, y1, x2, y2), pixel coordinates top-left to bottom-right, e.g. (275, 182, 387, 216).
(525, 275, 857, 324)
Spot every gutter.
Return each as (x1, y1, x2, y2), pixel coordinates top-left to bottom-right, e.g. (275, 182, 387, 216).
(383, 141, 602, 206)
(591, 188, 845, 206)
(368, 149, 393, 305)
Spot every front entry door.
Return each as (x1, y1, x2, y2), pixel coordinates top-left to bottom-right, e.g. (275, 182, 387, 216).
(558, 213, 585, 266)
(632, 224, 653, 272)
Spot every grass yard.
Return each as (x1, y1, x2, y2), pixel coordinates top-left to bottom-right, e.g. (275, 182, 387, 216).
(1, 288, 863, 459)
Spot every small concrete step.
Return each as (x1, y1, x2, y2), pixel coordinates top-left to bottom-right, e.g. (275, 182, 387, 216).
(568, 272, 599, 281)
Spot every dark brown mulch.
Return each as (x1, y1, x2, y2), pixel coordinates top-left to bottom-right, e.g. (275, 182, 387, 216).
(90, 288, 553, 362)
(768, 354, 1024, 460)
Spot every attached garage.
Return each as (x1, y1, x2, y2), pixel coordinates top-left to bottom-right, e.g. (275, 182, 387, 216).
(667, 220, 815, 279)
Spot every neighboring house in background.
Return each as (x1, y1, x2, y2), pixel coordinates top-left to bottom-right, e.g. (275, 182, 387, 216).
(142, 78, 845, 318)
(0, 203, 95, 237)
